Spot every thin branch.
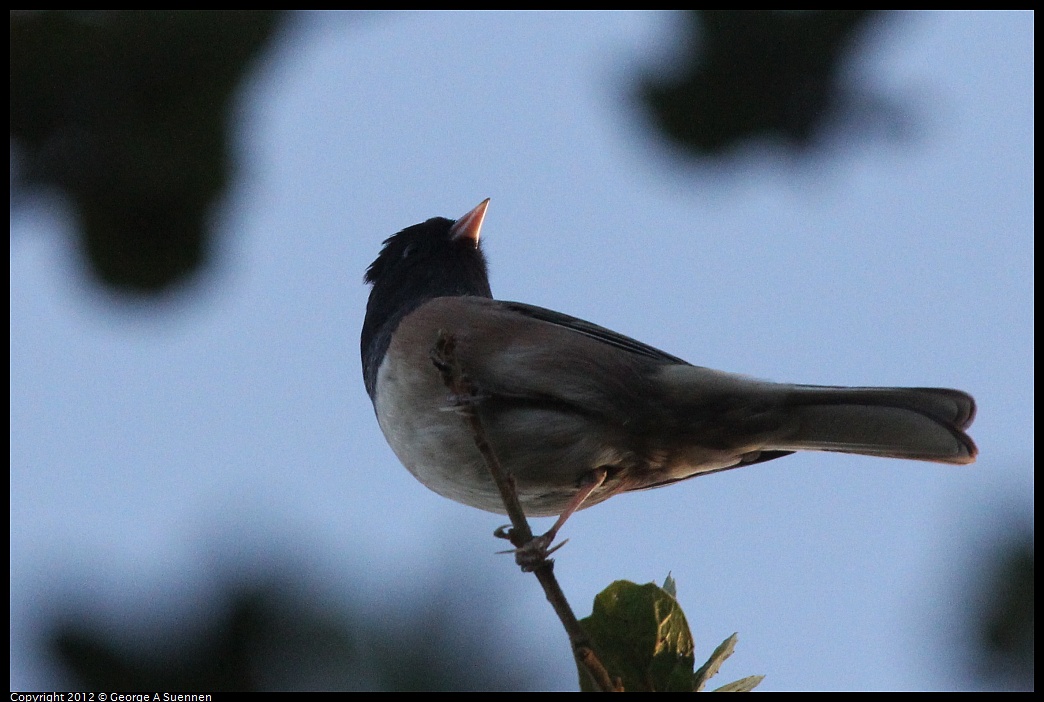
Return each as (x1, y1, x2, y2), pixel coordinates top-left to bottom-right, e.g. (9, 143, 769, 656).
(430, 330, 620, 693)
(430, 331, 532, 543)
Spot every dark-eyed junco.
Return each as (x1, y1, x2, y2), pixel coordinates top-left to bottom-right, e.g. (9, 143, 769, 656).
(361, 199, 977, 529)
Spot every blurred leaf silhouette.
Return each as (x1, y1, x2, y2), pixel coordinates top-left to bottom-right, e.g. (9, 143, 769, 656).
(47, 566, 540, 691)
(969, 525, 1034, 690)
(637, 10, 886, 156)
(10, 10, 283, 294)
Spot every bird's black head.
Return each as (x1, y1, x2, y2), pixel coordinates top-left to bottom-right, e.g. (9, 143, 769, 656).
(361, 200, 493, 398)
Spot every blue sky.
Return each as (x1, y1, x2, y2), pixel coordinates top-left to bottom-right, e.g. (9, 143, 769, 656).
(11, 11, 1032, 691)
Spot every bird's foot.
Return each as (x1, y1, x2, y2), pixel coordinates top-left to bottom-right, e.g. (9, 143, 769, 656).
(494, 525, 567, 572)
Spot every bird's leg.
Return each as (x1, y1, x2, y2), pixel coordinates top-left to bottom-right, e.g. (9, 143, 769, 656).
(543, 466, 609, 546)
(503, 467, 608, 571)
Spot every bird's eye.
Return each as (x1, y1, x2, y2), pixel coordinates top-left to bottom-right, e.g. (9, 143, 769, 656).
(401, 243, 414, 259)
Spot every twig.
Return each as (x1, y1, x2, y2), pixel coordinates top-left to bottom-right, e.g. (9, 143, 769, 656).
(431, 330, 620, 692)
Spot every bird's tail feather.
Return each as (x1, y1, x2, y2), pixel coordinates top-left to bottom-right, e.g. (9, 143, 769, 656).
(767, 386, 977, 464)
(659, 366, 977, 465)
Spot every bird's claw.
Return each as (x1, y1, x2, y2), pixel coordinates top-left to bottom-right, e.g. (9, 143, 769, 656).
(495, 530, 568, 571)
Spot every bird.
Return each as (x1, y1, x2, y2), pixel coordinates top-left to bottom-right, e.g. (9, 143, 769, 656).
(361, 199, 976, 542)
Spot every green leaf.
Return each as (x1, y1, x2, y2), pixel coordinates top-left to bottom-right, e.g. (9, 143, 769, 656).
(693, 633, 737, 691)
(578, 580, 695, 692)
(712, 675, 765, 692)
(662, 573, 677, 599)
